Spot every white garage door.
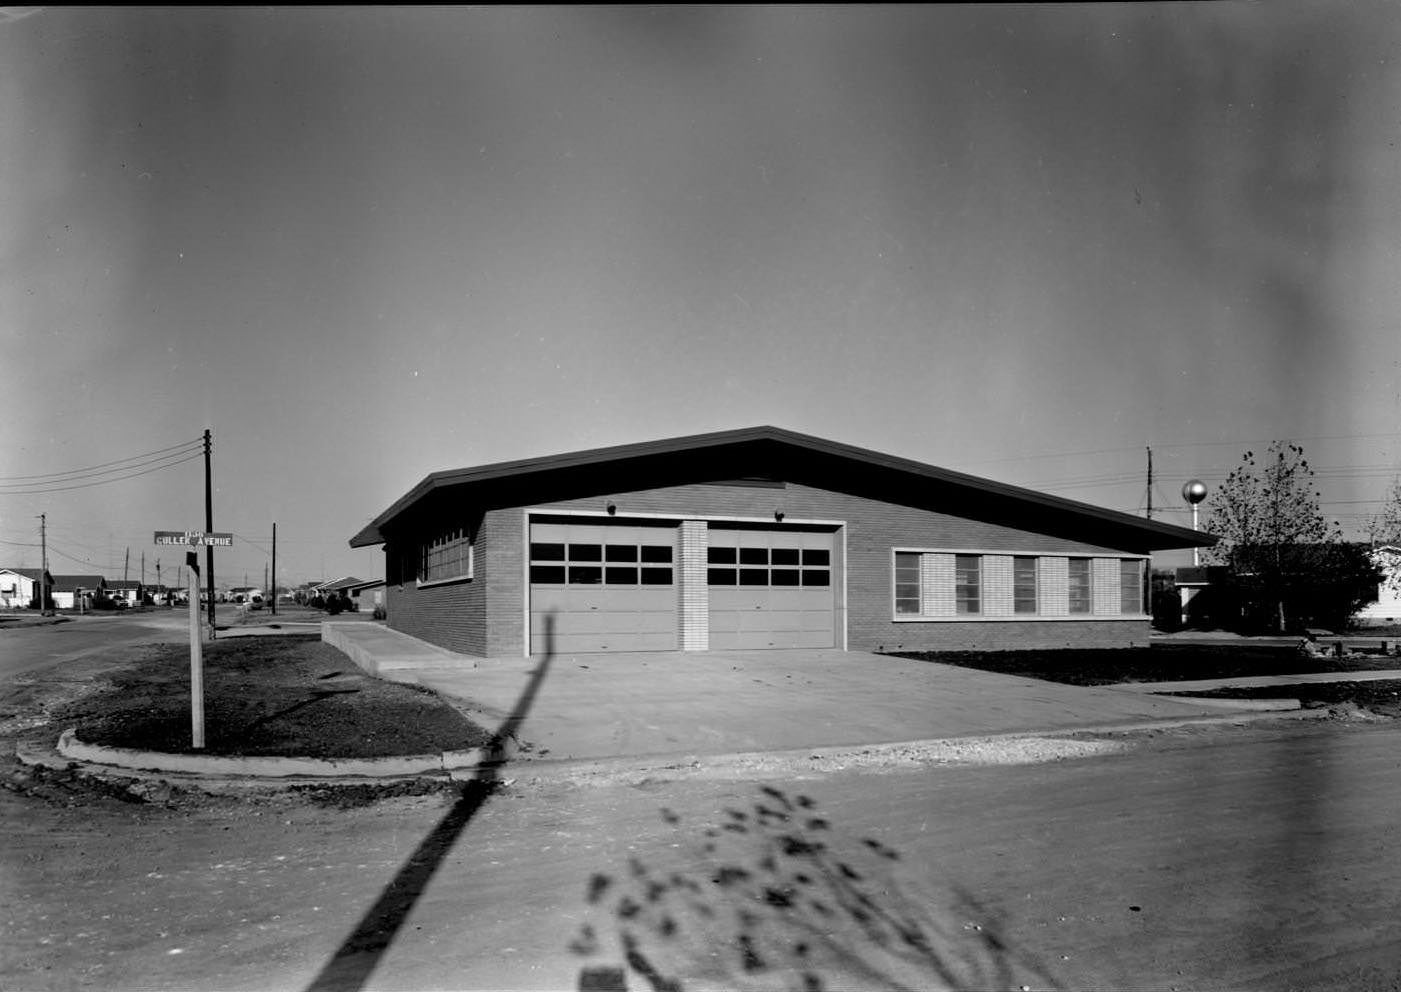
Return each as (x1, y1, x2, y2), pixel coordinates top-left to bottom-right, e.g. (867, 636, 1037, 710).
(529, 520, 678, 654)
(707, 527, 835, 650)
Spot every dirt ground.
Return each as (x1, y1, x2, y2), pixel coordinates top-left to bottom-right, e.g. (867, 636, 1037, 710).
(5, 636, 1401, 990)
(40, 635, 492, 759)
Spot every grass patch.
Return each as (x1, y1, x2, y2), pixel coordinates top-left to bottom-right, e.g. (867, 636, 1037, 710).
(885, 644, 1401, 688)
(50, 635, 492, 759)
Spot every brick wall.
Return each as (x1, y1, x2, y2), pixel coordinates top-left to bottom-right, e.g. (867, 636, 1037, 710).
(524, 482, 1144, 653)
(382, 509, 493, 656)
(377, 479, 1154, 655)
(875, 619, 1153, 653)
(679, 520, 709, 651)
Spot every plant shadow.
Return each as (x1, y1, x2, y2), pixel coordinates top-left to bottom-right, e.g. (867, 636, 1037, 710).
(571, 784, 1063, 992)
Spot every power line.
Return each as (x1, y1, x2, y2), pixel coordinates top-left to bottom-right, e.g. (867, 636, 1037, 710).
(46, 543, 112, 571)
(0, 437, 204, 483)
(952, 430, 1401, 471)
(0, 451, 204, 496)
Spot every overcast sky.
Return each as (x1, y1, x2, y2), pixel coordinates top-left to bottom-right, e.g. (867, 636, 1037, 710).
(2, 4, 1399, 586)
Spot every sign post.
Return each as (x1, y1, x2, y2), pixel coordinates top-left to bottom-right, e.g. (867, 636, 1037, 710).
(186, 551, 204, 749)
(156, 532, 231, 749)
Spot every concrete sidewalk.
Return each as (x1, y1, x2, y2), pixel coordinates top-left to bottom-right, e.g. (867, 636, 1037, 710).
(323, 624, 1302, 767)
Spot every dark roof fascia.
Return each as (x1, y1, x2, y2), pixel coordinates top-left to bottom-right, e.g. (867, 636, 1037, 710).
(350, 426, 1216, 551)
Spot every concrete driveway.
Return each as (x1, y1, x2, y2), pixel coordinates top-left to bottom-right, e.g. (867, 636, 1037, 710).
(324, 624, 1257, 765)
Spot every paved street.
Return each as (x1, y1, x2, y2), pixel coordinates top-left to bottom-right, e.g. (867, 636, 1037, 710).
(4, 718, 1400, 991)
(0, 611, 189, 677)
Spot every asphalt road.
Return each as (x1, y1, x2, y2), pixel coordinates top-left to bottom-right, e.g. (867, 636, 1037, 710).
(4, 718, 1400, 991)
(0, 611, 204, 677)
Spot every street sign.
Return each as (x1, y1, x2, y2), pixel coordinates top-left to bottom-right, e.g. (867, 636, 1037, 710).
(154, 530, 234, 547)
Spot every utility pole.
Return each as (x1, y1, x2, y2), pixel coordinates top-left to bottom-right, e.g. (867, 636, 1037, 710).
(141, 551, 146, 586)
(156, 558, 161, 603)
(1145, 446, 1154, 520)
(124, 547, 130, 584)
(204, 428, 215, 635)
(270, 522, 277, 616)
(38, 514, 50, 615)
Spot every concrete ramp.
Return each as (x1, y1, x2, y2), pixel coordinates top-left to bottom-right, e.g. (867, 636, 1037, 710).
(321, 622, 477, 677)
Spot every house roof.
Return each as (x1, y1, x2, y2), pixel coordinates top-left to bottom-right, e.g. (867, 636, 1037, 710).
(106, 580, 142, 590)
(350, 425, 1217, 554)
(318, 576, 365, 592)
(0, 567, 48, 581)
(51, 575, 106, 591)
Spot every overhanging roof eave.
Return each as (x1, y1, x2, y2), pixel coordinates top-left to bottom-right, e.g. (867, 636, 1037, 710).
(347, 426, 1223, 551)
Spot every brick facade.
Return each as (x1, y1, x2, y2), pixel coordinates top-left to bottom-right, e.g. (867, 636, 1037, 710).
(381, 478, 1157, 656)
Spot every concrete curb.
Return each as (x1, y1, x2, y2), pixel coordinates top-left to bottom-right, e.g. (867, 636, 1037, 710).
(492, 708, 1334, 785)
(1146, 695, 1302, 711)
(20, 708, 1333, 792)
(53, 728, 488, 779)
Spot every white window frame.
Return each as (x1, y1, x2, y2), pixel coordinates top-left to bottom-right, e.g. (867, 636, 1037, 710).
(891, 548, 1150, 622)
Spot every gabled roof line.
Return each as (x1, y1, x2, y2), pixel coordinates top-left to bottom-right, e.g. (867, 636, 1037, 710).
(351, 425, 1215, 549)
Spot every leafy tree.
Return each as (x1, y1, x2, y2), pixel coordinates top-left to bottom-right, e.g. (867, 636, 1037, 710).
(1204, 443, 1380, 632)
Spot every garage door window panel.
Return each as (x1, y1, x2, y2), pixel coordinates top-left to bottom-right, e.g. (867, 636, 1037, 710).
(569, 565, 603, 585)
(530, 565, 565, 584)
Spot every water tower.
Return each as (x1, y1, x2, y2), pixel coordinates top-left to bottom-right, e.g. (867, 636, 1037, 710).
(1182, 480, 1207, 566)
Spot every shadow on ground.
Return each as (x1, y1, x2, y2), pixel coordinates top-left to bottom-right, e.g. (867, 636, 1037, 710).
(570, 784, 1063, 992)
(302, 616, 556, 992)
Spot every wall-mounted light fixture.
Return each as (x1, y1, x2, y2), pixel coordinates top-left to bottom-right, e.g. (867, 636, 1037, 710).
(607, 503, 617, 516)
(774, 509, 784, 523)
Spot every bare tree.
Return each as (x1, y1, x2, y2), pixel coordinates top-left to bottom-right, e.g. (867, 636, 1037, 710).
(1204, 443, 1375, 632)
(1368, 477, 1401, 548)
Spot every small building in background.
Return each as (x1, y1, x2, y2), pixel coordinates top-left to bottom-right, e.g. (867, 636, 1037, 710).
(50, 575, 107, 610)
(105, 580, 144, 607)
(0, 568, 50, 608)
(347, 578, 385, 614)
(1356, 546, 1401, 625)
